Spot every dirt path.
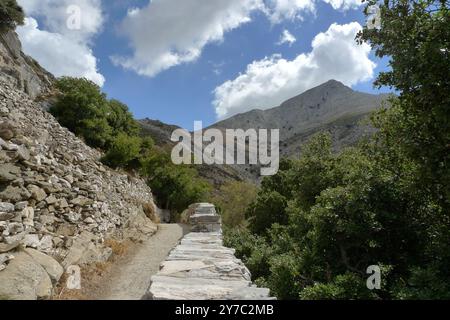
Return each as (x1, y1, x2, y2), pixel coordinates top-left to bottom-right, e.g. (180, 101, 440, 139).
(97, 224, 190, 300)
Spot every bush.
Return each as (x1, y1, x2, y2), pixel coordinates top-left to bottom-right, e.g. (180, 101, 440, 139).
(0, 0, 24, 32)
(50, 77, 111, 148)
(107, 99, 140, 137)
(300, 273, 377, 300)
(267, 254, 302, 300)
(101, 133, 142, 168)
(246, 190, 288, 235)
(50, 77, 145, 152)
(141, 150, 211, 213)
(212, 181, 257, 227)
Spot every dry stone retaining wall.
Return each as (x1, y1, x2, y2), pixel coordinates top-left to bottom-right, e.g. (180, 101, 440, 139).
(147, 203, 274, 300)
(0, 81, 157, 299)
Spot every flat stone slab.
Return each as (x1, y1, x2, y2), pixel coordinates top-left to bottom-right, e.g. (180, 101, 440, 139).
(149, 276, 252, 300)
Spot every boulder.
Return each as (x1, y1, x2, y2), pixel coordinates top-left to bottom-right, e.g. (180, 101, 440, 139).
(56, 224, 77, 237)
(0, 251, 52, 300)
(70, 196, 94, 206)
(16, 145, 30, 161)
(0, 212, 15, 221)
(0, 241, 20, 253)
(22, 207, 34, 227)
(0, 186, 25, 203)
(24, 248, 63, 284)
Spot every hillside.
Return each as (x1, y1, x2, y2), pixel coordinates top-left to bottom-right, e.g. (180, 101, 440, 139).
(0, 33, 159, 299)
(138, 118, 245, 188)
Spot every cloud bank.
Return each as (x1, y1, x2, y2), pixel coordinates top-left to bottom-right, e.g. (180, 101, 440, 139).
(16, 0, 105, 86)
(112, 0, 359, 77)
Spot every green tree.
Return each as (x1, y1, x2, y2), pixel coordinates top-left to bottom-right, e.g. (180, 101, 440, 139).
(226, 0, 450, 300)
(246, 191, 288, 235)
(107, 99, 140, 137)
(0, 0, 24, 32)
(50, 77, 112, 148)
(357, 0, 450, 212)
(101, 133, 142, 169)
(357, 0, 450, 297)
(141, 150, 210, 213)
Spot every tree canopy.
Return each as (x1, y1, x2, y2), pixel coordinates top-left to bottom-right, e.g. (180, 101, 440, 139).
(225, 0, 450, 300)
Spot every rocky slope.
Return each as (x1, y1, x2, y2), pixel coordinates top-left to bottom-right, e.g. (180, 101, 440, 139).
(0, 81, 158, 299)
(212, 80, 390, 153)
(0, 30, 53, 100)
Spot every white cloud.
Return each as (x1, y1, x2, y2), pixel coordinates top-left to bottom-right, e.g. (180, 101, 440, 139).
(322, 0, 362, 10)
(112, 0, 362, 78)
(264, 0, 316, 23)
(16, 0, 105, 86)
(277, 29, 297, 46)
(111, 0, 264, 77)
(213, 22, 376, 119)
(17, 18, 105, 86)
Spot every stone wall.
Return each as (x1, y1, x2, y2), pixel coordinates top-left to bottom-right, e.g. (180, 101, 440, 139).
(147, 203, 274, 300)
(0, 81, 157, 299)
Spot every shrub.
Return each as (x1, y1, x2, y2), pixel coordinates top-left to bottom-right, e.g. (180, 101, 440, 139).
(101, 133, 142, 168)
(141, 150, 211, 213)
(212, 181, 257, 227)
(50, 77, 111, 148)
(300, 273, 377, 300)
(107, 99, 140, 137)
(0, 0, 24, 32)
(246, 190, 288, 235)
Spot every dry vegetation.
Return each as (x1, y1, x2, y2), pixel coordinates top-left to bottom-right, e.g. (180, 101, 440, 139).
(52, 238, 132, 300)
(143, 202, 161, 224)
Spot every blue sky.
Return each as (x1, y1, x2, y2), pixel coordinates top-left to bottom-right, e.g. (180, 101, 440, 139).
(16, 0, 391, 130)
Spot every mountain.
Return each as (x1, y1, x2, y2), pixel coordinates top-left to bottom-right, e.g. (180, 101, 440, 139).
(212, 80, 390, 154)
(138, 81, 390, 184)
(207, 80, 390, 179)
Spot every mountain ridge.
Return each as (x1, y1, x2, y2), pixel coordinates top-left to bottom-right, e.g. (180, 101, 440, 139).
(138, 80, 391, 182)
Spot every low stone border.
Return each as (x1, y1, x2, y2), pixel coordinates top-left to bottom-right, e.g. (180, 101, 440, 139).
(146, 203, 274, 300)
